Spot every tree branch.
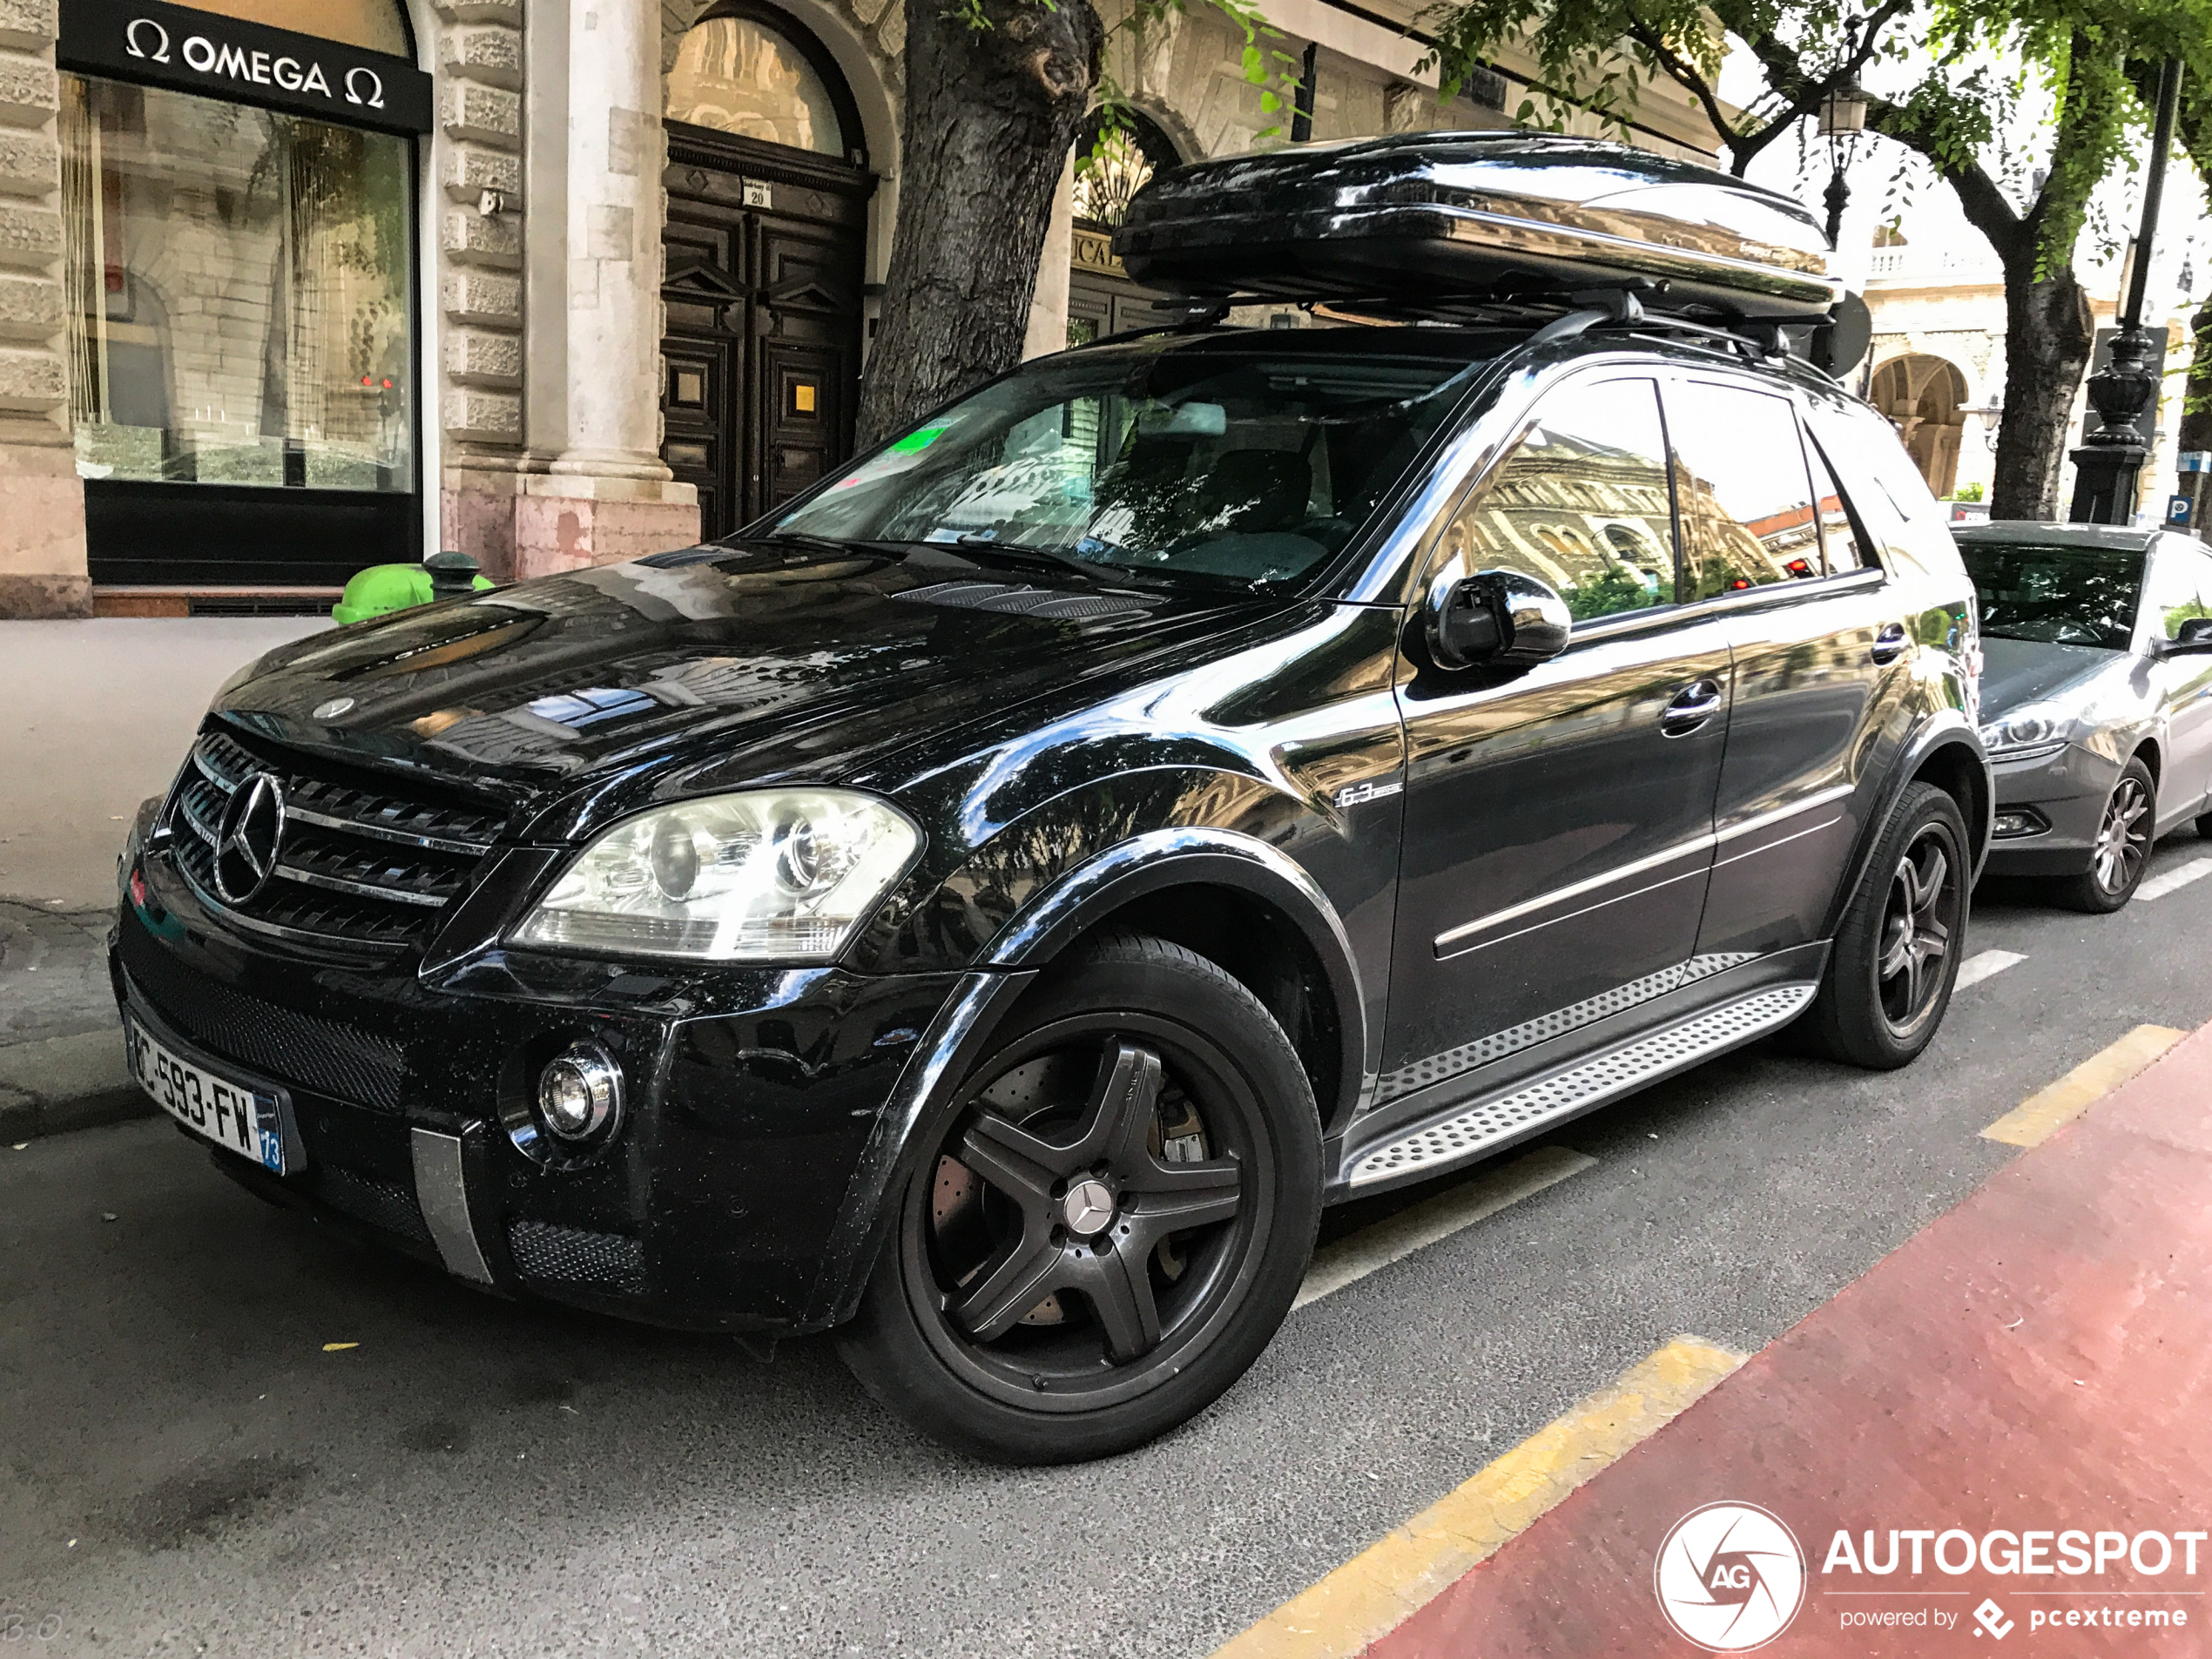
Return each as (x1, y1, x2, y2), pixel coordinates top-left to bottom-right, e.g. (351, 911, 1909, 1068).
(1619, 10, 1741, 157)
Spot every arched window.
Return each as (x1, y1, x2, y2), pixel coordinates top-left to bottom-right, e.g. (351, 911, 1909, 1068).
(175, 0, 413, 57)
(1869, 354, 1968, 498)
(1071, 109, 1181, 230)
(667, 7, 848, 158)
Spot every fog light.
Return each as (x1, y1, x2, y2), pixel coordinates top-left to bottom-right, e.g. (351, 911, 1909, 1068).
(537, 1042, 623, 1141)
(1993, 808, 2048, 839)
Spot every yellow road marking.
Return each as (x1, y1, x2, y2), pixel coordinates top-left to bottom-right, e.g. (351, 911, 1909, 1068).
(1294, 1146, 1597, 1311)
(1208, 1337, 1743, 1659)
(1980, 1024, 2187, 1148)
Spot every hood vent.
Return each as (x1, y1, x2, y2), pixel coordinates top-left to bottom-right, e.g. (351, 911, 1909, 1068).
(895, 580, 1150, 621)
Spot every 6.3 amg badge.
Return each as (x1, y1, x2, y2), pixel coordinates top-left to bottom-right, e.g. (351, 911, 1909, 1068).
(213, 772, 287, 904)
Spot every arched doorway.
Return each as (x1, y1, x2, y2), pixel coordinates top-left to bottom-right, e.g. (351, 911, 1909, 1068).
(1869, 354, 1968, 499)
(1065, 109, 1182, 347)
(661, 3, 873, 537)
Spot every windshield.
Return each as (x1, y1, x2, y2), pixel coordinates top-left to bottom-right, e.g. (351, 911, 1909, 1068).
(1959, 541, 2144, 650)
(769, 342, 1486, 589)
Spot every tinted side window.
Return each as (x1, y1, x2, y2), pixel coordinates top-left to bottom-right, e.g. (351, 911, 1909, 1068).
(1430, 378, 1677, 622)
(1804, 401, 1960, 581)
(1801, 427, 1871, 574)
(1662, 380, 1824, 599)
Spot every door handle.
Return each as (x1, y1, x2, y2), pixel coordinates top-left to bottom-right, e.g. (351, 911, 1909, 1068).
(1871, 624, 1910, 665)
(1660, 678, 1724, 735)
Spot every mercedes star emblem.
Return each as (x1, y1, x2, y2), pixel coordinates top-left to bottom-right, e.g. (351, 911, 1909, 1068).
(213, 772, 287, 904)
(313, 697, 355, 721)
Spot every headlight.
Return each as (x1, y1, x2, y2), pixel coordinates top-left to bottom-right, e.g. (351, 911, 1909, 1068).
(510, 789, 921, 962)
(1977, 703, 2070, 757)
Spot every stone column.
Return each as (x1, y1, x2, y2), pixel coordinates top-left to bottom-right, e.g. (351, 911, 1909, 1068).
(0, 0, 86, 619)
(1022, 152, 1075, 361)
(514, 0, 697, 577)
(435, 0, 529, 580)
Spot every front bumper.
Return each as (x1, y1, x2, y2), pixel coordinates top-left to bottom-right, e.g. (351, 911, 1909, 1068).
(1979, 741, 2119, 879)
(116, 842, 965, 1333)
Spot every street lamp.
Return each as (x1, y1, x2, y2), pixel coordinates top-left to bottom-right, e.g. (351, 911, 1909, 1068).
(1817, 83, 1869, 251)
(2069, 58, 2184, 523)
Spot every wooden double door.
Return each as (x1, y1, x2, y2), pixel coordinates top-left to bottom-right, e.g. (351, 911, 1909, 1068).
(661, 124, 870, 538)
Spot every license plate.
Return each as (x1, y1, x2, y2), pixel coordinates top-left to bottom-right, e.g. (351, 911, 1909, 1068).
(125, 1014, 296, 1175)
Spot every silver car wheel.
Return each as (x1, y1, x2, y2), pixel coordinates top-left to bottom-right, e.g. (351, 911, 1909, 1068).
(2092, 772, 2151, 894)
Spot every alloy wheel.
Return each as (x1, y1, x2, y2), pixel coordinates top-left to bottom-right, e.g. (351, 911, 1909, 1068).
(904, 1015, 1271, 1411)
(2091, 773, 2152, 894)
(1876, 826, 1959, 1035)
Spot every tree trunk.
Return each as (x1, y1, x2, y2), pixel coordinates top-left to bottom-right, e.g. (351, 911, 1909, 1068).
(856, 0, 1102, 448)
(1990, 255, 2094, 521)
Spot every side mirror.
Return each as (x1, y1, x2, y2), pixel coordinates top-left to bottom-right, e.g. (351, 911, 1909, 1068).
(2172, 617, 2212, 653)
(1428, 567, 1573, 670)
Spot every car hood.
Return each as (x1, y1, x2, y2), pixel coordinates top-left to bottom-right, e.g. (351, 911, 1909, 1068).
(212, 545, 1286, 829)
(1979, 637, 2129, 718)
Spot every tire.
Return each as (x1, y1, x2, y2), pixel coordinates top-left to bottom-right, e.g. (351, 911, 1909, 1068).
(835, 931, 1323, 1464)
(1802, 781, 1971, 1069)
(2051, 759, 2155, 913)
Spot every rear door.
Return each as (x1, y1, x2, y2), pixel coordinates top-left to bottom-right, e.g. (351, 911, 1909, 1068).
(1666, 374, 1915, 961)
(1383, 374, 1734, 1095)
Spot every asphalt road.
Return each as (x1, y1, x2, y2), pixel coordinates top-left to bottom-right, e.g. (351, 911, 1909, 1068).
(6, 836, 2212, 1657)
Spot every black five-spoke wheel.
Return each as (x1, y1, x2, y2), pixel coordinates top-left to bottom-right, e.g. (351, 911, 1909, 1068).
(1876, 825, 1957, 1034)
(837, 933, 1321, 1463)
(1803, 780, 1971, 1069)
(939, 1036, 1245, 1366)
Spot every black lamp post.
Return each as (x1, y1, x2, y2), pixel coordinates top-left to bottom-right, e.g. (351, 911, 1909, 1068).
(2068, 58, 2184, 523)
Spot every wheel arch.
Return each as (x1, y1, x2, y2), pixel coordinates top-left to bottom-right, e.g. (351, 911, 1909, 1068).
(799, 830, 1369, 1332)
(981, 829, 1367, 1136)
(1824, 717, 1991, 941)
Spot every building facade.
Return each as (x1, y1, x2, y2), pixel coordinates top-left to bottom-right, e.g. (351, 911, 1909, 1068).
(1860, 238, 2196, 520)
(0, 0, 1721, 617)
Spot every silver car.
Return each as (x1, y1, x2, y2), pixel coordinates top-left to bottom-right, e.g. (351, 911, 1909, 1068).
(1959, 523, 2212, 911)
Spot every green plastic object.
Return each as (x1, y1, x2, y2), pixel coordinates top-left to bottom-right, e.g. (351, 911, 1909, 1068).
(332, 561, 492, 625)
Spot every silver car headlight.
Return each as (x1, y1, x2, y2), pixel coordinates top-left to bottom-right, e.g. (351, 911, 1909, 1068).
(1977, 702, 2070, 759)
(510, 789, 921, 962)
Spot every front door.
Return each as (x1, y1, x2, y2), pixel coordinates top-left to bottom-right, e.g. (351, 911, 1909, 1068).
(1385, 374, 1733, 1094)
(661, 125, 869, 538)
(2141, 540, 2212, 819)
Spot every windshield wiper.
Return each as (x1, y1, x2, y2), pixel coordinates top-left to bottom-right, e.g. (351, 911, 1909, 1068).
(755, 530, 910, 560)
(946, 535, 1162, 589)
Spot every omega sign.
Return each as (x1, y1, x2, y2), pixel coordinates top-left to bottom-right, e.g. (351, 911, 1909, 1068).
(60, 0, 434, 137)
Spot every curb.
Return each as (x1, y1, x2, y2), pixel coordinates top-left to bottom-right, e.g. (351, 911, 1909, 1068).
(0, 1028, 155, 1142)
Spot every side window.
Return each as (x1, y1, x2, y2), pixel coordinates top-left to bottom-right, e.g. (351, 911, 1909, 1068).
(1801, 427, 1871, 574)
(1429, 378, 1677, 622)
(1804, 401, 1954, 579)
(1662, 380, 1824, 599)
(2142, 550, 2212, 640)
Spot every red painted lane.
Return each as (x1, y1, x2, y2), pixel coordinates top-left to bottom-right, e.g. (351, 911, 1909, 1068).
(1368, 1027, 2212, 1656)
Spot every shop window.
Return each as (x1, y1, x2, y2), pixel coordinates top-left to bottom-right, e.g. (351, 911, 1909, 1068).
(666, 13, 846, 156)
(167, 0, 412, 57)
(61, 77, 415, 493)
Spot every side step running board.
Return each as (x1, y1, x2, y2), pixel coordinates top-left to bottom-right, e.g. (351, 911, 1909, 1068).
(1347, 983, 1817, 1190)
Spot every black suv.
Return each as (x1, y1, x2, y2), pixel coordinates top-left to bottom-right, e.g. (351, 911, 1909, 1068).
(114, 137, 1987, 1464)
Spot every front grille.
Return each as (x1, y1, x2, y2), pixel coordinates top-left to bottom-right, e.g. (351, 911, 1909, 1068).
(120, 920, 407, 1111)
(168, 725, 508, 955)
(507, 1220, 645, 1292)
(316, 1166, 433, 1243)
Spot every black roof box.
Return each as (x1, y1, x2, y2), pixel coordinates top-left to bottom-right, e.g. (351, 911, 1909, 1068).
(1114, 132, 1841, 322)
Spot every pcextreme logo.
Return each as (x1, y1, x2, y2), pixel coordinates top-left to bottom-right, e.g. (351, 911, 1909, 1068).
(1656, 1502, 1809, 1652)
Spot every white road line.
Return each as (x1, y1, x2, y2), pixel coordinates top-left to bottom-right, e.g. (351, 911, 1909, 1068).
(2137, 859, 2212, 901)
(1294, 1144, 1596, 1310)
(1954, 949, 2027, 989)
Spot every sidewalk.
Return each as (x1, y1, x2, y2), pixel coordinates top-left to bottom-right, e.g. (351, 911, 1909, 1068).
(1364, 1023, 2212, 1656)
(0, 617, 322, 1138)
